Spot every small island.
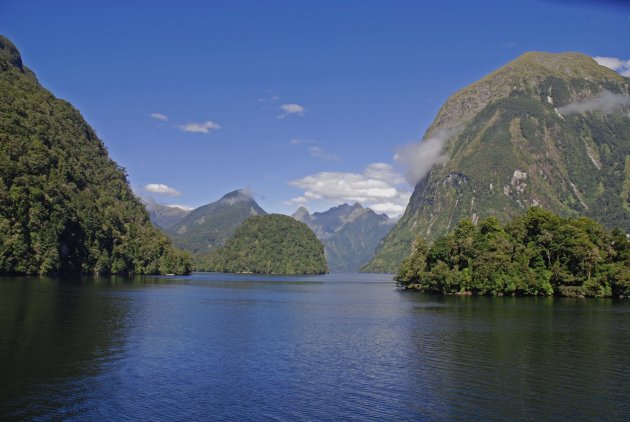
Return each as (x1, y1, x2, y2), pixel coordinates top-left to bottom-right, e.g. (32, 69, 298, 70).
(195, 214, 328, 275)
(396, 207, 630, 298)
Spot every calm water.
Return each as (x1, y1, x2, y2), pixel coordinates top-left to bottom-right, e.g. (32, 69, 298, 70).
(1, 273, 629, 421)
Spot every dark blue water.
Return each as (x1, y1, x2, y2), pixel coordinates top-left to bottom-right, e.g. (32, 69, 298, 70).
(1, 273, 629, 421)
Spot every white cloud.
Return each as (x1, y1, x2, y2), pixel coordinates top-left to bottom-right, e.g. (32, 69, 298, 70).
(394, 128, 455, 186)
(309, 146, 339, 161)
(144, 183, 181, 196)
(164, 203, 194, 211)
(287, 163, 411, 217)
(364, 162, 406, 185)
(594, 56, 630, 77)
(289, 138, 316, 145)
(179, 121, 221, 134)
(279, 103, 305, 118)
(558, 90, 630, 115)
(150, 112, 169, 121)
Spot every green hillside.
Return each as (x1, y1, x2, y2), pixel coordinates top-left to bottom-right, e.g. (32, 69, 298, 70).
(0, 35, 190, 275)
(196, 214, 328, 275)
(365, 51, 630, 273)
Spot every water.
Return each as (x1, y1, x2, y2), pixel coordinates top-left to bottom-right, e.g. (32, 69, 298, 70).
(1, 273, 629, 421)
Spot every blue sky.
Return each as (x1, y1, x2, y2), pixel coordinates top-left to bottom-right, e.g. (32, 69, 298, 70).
(2, 0, 629, 216)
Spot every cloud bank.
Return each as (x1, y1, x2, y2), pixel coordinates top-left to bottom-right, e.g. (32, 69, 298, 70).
(394, 129, 454, 186)
(558, 90, 630, 115)
(179, 121, 221, 134)
(150, 112, 169, 121)
(144, 183, 181, 196)
(594, 56, 630, 77)
(287, 163, 410, 217)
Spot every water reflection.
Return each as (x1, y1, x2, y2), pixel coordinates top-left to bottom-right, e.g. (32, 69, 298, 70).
(1, 274, 629, 420)
(0, 276, 133, 419)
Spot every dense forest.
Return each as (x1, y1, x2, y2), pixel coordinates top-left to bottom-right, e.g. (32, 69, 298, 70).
(0, 35, 190, 275)
(195, 214, 328, 275)
(396, 207, 630, 297)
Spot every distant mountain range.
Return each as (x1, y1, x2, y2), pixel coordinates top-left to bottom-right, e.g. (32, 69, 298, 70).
(364, 51, 630, 272)
(292, 203, 394, 272)
(147, 191, 394, 272)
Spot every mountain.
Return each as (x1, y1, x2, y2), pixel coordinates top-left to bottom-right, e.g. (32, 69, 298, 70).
(144, 197, 190, 230)
(0, 35, 190, 275)
(293, 203, 394, 272)
(167, 189, 267, 253)
(197, 214, 328, 274)
(365, 51, 630, 272)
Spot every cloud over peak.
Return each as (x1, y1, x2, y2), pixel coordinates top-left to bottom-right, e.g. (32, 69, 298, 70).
(179, 121, 221, 134)
(394, 128, 455, 186)
(287, 163, 410, 217)
(144, 183, 181, 196)
(594, 56, 630, 77)
(558, 90, 630, 115)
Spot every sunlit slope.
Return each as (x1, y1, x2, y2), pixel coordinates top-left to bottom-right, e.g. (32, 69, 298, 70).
(364, 52, 630, 272)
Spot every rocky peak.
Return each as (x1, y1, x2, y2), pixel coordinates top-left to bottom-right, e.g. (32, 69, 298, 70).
(219, 189, 253, 205)
(427, 51, 626, 136)
(292, 206, 311, 222)
(0, 35, 24, 72)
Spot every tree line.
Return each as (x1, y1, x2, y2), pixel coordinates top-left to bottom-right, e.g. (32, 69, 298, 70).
(396, 207, 630, 297)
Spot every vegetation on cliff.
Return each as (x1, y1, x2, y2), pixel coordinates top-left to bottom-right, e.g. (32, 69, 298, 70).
(195, 214, 328, 274)
(0, 35, 190, 275)
(396, 207, 630, 297)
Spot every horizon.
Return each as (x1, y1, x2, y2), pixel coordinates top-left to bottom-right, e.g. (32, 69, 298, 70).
(1, 0, 629, 217)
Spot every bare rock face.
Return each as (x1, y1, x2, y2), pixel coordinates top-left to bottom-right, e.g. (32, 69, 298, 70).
(364, 51, 630, 273)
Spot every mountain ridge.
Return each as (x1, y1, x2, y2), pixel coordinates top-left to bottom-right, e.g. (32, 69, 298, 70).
(293, 203, 393, 272)
(365, 51, 630, 272)
(165, 189, 267, 253)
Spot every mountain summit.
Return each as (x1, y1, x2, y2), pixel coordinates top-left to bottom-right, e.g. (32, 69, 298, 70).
(365, 51, 630, 272)
(168, 189, 267, 253)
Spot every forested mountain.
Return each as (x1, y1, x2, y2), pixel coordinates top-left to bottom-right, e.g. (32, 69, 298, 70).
(396, 207, 630, 298)
(365, 51, 630, 272)
(166, 189, 267, 253)
(0, 35, 190, 275)
(144, 197, 190, 230)
(196, 214, 328, 274)
(292, 203, 393, 272)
